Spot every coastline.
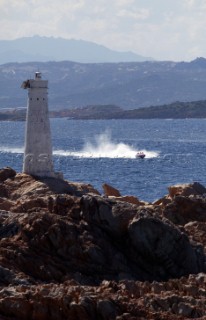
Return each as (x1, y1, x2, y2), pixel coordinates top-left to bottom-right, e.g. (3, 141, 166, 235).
(1, 99, 206, 121)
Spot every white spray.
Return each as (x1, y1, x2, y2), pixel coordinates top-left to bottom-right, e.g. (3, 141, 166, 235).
(54, 131, 159, 159)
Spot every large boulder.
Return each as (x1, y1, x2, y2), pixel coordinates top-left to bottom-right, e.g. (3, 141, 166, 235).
(163, 195, 206, 225)
(80, 194, 205, 281)
(1, 173, 100, 206)
(168, 182, 206, 198)
(128, 217, 203, 277)
(0, 167, 16, 182)
(80, 194, 137, 236)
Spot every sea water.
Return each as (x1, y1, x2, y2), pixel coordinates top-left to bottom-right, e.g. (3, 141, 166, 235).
(0, 118, 206, 202)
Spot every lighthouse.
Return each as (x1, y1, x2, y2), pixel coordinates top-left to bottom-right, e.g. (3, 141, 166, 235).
(21, 72, 62, 178)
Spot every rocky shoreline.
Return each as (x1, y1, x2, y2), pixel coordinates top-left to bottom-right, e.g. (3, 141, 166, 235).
(0, 167, 205, 319)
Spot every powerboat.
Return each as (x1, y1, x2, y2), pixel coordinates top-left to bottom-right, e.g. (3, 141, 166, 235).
(136, 152, 145, 159)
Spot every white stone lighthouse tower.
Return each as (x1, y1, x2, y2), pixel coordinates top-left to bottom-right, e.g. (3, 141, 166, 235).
(21, 72, 61, 178)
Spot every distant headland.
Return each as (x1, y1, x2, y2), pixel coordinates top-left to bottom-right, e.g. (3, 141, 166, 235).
(50, 100, 206, 120)
(1, 100, 206, 121)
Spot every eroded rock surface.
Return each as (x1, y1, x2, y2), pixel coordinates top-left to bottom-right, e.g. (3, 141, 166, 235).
(0, 167, 205, 319)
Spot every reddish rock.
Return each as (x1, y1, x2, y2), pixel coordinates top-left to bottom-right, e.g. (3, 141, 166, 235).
(153, 196, 172, 206)
(168, 182, 206, 198)
(110, 195, 146, 206)
(0, 197, 14, 211)
(102, 183, 121, 197)
(0, 169, 204, 319)
(184, 221, 206, 251)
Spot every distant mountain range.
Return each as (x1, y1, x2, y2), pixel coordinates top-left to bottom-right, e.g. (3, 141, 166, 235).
(0, 36, 152, 64)
(1, 58, 206, 110)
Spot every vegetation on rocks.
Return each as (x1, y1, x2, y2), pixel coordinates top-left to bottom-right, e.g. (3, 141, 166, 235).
(58, 100, 206, 119)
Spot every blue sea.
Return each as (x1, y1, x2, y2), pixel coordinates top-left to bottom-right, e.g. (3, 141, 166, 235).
(0, 118, 206, 202)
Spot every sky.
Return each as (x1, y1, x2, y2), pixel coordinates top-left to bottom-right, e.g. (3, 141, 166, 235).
(0, 0, 206, 61)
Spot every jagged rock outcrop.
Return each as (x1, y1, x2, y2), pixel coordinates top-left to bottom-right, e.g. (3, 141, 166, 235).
(163, 195, 206, 225)
(102, 183, 121, 197)
(0, 167, 205, 319)
(168, 182, 206, 198)
(102, 183, 145, 205)
(0, 275, 205, 320)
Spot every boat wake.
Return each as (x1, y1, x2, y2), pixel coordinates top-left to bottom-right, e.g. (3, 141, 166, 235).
(54, 132, 159, 159)
(0, 133, 159, 159)
(0, 147, 24, 154)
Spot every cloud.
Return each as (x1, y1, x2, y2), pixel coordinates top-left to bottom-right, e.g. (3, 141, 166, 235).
(0, 0, 206, 60)
(116, 8, 150, 20)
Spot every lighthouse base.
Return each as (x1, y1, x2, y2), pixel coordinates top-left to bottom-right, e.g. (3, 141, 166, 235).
(23, 169, 63, 180)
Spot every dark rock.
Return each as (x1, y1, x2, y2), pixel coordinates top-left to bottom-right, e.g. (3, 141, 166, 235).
(0, 184, 8, 198)
(163, 195, 206, 225)
(80, 194, 205, 280)
(128, 216, 204, 279)
(0, 167, 16, 182)
(0, 221, 19, 239)
(80, 194, 136, 236)
(97, 299, 118, 319)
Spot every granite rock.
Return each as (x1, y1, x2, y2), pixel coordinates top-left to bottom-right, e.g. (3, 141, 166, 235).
(0, 168, 204, 319)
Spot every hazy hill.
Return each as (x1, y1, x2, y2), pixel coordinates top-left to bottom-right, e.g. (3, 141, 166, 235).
(2, 100, 206, 121)
(1, 58, 206, 110)
(0, 36, 151, 64)
(49, 100, 206, 119)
